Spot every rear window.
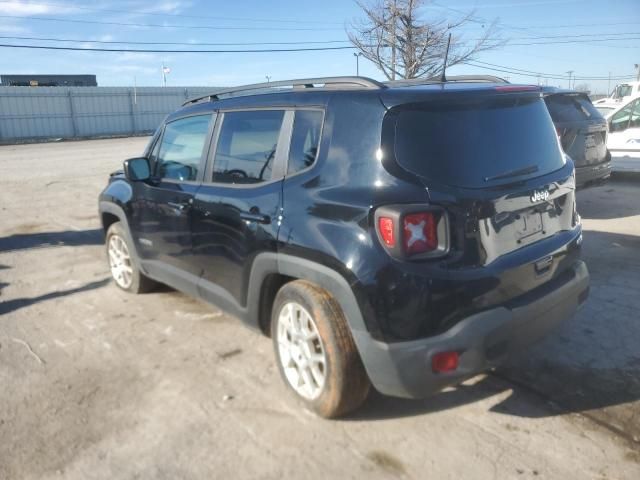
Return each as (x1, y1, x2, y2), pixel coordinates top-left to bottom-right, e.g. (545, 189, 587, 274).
(392, 96, 565, 188)
(545, 94, 602, 123)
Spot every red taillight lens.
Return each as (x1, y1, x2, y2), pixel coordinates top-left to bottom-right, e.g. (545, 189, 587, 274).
(378, 217, 395, 247)
(402, 212, 438, 255)
(432, 351, 459, 373)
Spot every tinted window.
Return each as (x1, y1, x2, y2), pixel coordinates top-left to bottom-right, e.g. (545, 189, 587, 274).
(545, 94, 601, 123)
(212, 110, 284, 184)
(288, 110, 323, 174)
(156, 115, 211, 181)
(393, 96, 564, 188)
(610, 101, 635, 132)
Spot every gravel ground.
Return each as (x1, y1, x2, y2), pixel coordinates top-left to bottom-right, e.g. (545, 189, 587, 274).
(0, 137, 638, 480)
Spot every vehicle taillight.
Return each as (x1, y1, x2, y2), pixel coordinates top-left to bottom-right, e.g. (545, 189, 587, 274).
(378, 217, 395, 247)
(374, 205, 449, 260)
(402, 212, 438, 255)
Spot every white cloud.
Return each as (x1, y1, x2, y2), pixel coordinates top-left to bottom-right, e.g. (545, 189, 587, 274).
(0, 0, 52, 15)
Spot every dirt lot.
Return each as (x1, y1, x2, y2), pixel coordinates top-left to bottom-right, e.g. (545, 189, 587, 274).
(1, 137, 639, 480)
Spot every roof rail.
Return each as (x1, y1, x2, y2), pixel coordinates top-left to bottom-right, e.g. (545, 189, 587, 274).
(182, 76, 386, 106)
(385, 74, 509, 87)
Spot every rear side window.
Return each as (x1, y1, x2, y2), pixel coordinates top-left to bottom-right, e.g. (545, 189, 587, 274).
(156, 115, 211, 181)
(212, 110, 284, 184)
(288, 110, 323, 174)
(545, 94, 601, 122)
(392, 96, 564, 188)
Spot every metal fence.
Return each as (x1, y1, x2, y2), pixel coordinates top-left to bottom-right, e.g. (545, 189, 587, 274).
(0, 86, 217, 142)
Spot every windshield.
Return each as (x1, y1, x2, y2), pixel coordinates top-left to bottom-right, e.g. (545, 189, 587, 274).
(392, 95, 565, 188)
(596, 106, 615, 116)
(612, 84, 632, 99)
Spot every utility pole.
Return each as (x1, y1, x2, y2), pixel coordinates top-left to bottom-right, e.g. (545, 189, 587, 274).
(566, 70, 574, 89)
(353, 52, 362, 76)
(161, 63, 170, 87)
(265, 75, 271, 83)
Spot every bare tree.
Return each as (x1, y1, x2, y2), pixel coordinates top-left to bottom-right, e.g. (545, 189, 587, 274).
(347, 0, 504, 80)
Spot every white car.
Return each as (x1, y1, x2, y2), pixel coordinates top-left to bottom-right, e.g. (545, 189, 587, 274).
(593, 81, 640, 106)
(595, 96, 640, 152)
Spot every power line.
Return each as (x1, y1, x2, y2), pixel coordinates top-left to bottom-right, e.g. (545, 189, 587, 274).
(0, 35, 351, 47)
(0, 14, 344, 31)
(470, 60, 632, 80)
(0, 43, 356, 53)
(464, 61, 634, 81)
(0, 0, 344, 25)
(504, 36, 640, 46)
(0, 41, 634, 82)
(0, 31, 640, 47)
(1, 31, 638, 47)
(0, 35, 639, 54)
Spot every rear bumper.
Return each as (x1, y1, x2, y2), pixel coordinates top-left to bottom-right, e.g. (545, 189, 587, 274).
(353, 260, 589, 399)
(575, 160, 611, 187)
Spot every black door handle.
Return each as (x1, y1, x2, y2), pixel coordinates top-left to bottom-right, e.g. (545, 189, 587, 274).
(240, 211, 271, 224)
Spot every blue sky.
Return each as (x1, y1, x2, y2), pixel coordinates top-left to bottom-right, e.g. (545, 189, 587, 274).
(0, 0, 638, 94)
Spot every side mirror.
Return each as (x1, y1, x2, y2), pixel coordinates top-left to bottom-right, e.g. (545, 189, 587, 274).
(123, 157, 150, 181)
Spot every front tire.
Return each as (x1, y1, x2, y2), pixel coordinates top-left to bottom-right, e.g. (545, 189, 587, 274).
(271, 280, 370, 418)
(105, 222, 155, 293)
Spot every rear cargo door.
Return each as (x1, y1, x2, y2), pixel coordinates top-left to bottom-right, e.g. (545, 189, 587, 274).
(545, 93, 608, 166)
(386, 92, 577, 265)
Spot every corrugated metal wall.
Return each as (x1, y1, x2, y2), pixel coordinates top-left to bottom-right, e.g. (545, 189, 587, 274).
(0, 86, 216, 142)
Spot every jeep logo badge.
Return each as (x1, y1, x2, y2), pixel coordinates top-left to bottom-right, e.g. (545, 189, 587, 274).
(530, 189, 550, 203)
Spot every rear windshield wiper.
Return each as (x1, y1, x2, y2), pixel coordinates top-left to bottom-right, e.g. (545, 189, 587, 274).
(484, 164, 539, 182)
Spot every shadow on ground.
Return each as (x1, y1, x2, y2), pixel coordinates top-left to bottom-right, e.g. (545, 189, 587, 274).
(351, 228, 640, 444)
(0, 278, 110, 315)
(577, 180, 640, 220)
(0, 229, 102, 252)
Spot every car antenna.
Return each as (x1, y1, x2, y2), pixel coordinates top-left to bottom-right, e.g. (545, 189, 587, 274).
(440, 33, 452, 83)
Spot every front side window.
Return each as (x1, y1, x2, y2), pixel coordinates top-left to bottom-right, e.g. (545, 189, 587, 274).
(288, 110, 323, 174)
(156, 115, 211, 181)
(212, 110, 284, 184)
(630, 100, 640, 129)
(610, 101, 635, 133)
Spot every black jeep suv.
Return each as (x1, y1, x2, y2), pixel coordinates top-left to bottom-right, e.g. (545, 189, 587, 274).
(99, 76, 590, 417)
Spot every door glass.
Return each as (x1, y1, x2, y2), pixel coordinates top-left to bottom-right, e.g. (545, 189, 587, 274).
(610, 102, 634, 133)
(156, 115, 212, 181)
(288, 110, 323, 174)
(630, 100, 640, 129)
(212, 110, 284, 184)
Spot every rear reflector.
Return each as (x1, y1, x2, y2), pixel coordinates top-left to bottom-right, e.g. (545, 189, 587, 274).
(403, 212, 438, 255)
(432, 351, 459, 373)
(378, 217, 395, 247)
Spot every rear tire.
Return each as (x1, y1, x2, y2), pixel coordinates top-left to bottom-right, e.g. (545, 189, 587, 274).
(105, 222, 155, 294)
(271, 280, 371, 418)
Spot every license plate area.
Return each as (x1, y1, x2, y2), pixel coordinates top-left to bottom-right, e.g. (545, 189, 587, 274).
(515, 210, 543, 241)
